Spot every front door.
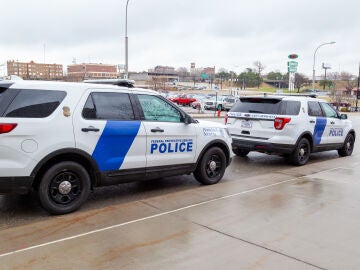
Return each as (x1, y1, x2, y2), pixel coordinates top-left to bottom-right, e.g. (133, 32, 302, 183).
(136, 94, 197, 168)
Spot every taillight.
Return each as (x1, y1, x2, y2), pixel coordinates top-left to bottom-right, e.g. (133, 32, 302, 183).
(225, 113, 228, 125)
(0, 123, 18, 134)
(274, 117, 291, 130)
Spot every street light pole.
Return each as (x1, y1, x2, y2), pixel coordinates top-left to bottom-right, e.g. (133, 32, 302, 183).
(312, 41, 336, 91)
(125, 0, 130, 79)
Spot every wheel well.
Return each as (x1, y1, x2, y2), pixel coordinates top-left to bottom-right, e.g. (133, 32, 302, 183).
(32, 153, 99, 191)
(298, 133, 313, 151)
(349, 130, 356, 139)
(197, 141, 231, 167)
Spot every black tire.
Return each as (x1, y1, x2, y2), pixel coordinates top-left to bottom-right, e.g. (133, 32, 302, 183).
(338, 133, 355, 157)
(194, 147, 227, 185)
(290, 138, 310, 166)
(233, 148, 250, 157)
(38, 161, 91, 215)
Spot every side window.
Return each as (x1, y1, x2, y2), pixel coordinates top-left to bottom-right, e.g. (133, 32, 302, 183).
(137, 95, 181, 122)
(321, 102, 338, 118)
(4, 89, 66, 118)
(308, 101, 323, 117)
(82, 92, 134, 120)
(280, 101, 301, 115)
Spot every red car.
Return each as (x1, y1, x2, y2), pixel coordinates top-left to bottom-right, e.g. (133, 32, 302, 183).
(168, 94, 196, 106)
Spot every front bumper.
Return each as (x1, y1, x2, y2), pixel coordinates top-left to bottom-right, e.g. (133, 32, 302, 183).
(0, 176, 34, 194)
(232, 138, 295, 154)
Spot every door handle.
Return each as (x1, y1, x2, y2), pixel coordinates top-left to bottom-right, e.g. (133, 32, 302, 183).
(82, 127, 100, 132)
(151, 128, 164, 133)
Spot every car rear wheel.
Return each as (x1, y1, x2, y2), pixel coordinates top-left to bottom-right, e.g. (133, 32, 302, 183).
(233, 149, 250, 157)
(290, 138, 310, 166)
(38, 161, 91, 215)
(338, 133, 355, 157)
(194, 147, 226, 185)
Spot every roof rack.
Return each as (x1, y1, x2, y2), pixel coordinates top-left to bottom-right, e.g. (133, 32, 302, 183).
(83, 79, 135, 88)
(266, 93, 317, 98)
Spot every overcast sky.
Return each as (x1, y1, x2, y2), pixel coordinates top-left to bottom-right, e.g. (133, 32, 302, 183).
(1, 0, 359, 77)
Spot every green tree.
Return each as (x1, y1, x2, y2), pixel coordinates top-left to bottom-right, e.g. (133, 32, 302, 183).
(238, 68, 261, 88)
(319, 80, 333, 89)
(267, 71, 283, 80)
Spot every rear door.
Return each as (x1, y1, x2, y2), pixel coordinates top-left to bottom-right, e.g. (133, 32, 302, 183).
(73, 90, 146, 172)
(307, 101, 327, 145)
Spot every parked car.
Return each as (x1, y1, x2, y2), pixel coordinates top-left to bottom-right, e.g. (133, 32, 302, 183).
(168, 93, 197, 106)
(0, 78, 233, 214)
(226, 94, 356, 165)
(203, 96, 236, 111)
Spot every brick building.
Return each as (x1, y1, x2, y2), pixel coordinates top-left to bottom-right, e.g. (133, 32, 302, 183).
(66, 63, 118, 82)
(7, 60, 63, 80)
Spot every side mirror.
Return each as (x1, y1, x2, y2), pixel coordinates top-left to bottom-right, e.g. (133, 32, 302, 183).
(340, 114, 348, 120)
(183, 114, 192, 125)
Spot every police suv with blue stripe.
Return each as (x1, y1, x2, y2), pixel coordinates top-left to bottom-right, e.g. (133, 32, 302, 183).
(0, 77, 232, 214)
(226, 94, 355, 165)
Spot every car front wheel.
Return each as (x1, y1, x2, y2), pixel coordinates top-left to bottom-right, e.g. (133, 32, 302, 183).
(38, 161, 91, 215)
(194, 147, 227, 185)
(338, 133, 355, 157)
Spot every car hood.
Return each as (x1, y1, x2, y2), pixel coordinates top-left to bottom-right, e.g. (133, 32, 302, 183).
(195, 119, 226, 129)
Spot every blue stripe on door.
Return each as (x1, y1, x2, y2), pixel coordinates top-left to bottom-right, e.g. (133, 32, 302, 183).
(92, 121, 141, 171)
(313, 117, 327, 145)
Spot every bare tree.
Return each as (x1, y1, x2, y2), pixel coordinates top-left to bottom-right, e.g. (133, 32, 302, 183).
(176, 67, 189, 81)
(253, 61, 266, 88)
(294, 73, 310, 93)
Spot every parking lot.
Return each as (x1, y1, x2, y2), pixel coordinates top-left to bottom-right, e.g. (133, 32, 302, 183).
(0, 114, 359, 269)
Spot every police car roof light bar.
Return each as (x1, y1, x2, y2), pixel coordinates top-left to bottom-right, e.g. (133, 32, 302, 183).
(83, 79, 135, 88)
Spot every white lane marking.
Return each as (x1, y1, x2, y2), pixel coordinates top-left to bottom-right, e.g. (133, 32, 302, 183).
(0, 175, 331, 258)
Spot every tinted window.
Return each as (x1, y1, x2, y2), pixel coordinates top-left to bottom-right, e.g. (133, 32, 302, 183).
(321, 102, 338, 118)
(281, 101, 301, 115)
(4, 89, 66, 118)
(82, 92, 134, 120)
(308, 101, 323, 117)
(230, 98, 300, 115)
(138, 95, 181, 122)
(231, 98, 281, 114)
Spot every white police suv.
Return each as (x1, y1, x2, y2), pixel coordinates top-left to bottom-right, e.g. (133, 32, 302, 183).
(226, 94, 355, 165)
(0, 78, 232, 214)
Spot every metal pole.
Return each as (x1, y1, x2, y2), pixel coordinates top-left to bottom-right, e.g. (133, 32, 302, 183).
(356, 63, 360, 112)
(312, 41, 336, 91)
(125, 0, 130, 79)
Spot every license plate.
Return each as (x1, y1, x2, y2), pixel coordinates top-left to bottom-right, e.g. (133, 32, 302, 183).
(241, 120, 252, 128)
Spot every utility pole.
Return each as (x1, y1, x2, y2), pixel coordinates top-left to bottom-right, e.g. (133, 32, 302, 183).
(356, 63, 360, 112)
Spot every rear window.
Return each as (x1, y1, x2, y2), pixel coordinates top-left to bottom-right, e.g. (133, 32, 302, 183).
(3, 89, 66, 118)
(230, 98, 300, 115)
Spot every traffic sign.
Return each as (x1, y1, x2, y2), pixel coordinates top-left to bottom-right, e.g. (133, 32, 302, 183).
(287, 61, 298, 67)
(288, 54, 298, 59)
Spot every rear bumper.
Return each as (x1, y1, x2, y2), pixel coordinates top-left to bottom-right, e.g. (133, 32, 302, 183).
(232, 138, 295, 154)
(0, 176, 34, 194)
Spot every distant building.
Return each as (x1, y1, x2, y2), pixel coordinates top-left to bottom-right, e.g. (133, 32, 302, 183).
(66, 63, 118, 82)
(7, 60, 63, 80)
(148, 65, 178, 82)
